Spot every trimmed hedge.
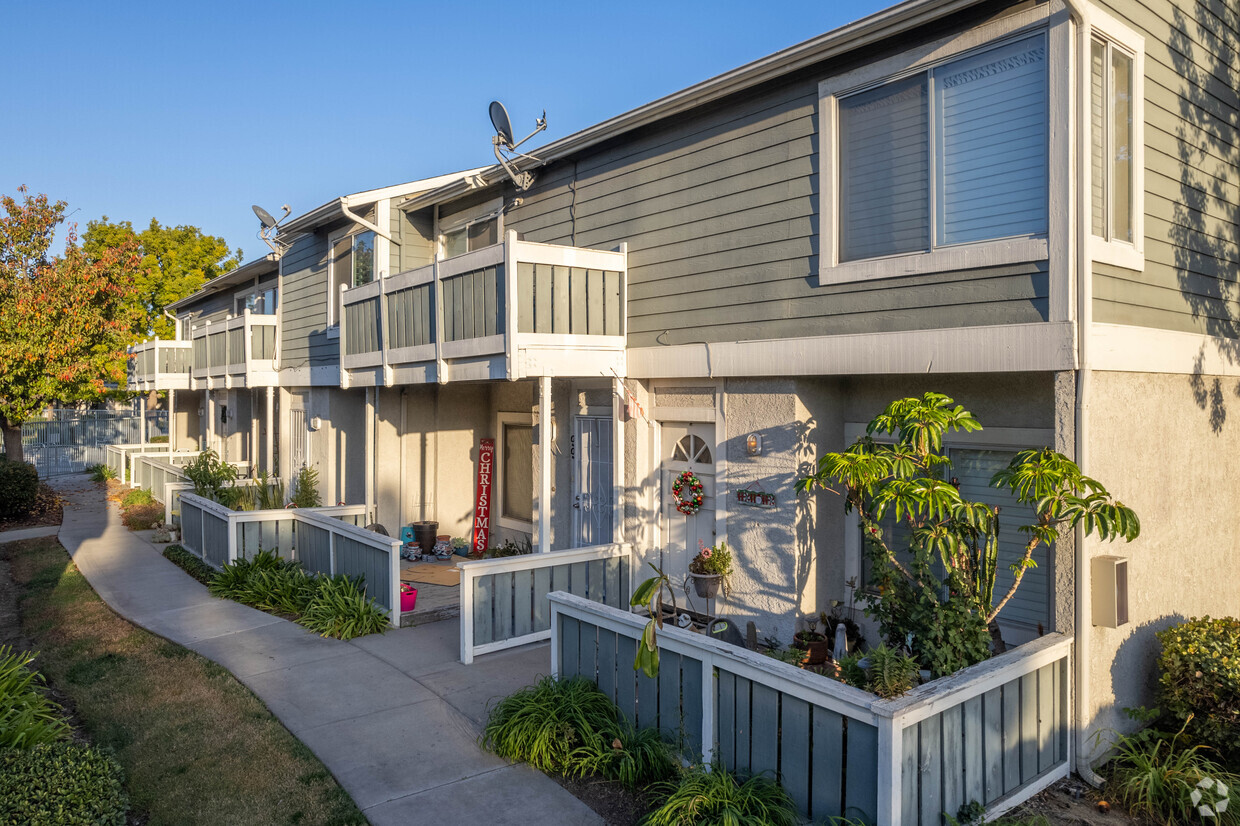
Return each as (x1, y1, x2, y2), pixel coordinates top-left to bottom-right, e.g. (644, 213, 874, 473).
(0, 743, 128, 825)
(0, 458, 39, 520)
(1157, 616, 1240, 759)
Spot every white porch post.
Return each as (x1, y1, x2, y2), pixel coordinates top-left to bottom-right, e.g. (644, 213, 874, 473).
(138, 395, 147, 445)
(365, 388, 375, 521)
(538, 376, 552, 553)
(265, 386, 274, 474)
(168, 389, 176, 452)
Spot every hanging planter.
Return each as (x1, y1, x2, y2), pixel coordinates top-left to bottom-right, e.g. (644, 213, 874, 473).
(689, 572, 722, 599)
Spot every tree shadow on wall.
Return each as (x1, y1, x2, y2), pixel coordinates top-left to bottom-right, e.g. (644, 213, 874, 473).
(1169, 5, 1240, 433)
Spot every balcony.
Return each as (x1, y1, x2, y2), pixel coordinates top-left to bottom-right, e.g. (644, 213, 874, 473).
(190, 311, 279, 389)
(340, 231, 626, 386)
(128, 339, 192, 391)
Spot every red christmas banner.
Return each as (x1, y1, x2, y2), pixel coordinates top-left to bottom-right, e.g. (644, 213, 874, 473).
(471, 438, 495, 556)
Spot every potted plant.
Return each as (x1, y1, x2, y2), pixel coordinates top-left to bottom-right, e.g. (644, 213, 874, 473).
(688, 539, 733, 599)
(791, 616, 830, 665)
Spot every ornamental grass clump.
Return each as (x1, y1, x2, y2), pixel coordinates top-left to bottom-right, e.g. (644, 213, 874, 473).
(641, 762, 799, 826)
(0, 646, 71, 749)
(482, 676, 621, 773)
(567, 720, 677, 789)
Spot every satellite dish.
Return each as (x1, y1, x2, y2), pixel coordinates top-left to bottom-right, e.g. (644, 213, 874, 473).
(252, 204, 278, 230)
(489, 101, 515, 148)
(488, 100, 548, 192)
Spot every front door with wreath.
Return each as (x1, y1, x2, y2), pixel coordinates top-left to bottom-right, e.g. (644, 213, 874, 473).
(661, 423, 715, 579)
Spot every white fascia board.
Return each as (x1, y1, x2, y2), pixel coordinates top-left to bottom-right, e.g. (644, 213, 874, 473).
(627, 322, 1076, 379)
(399, 0, 983, 214)
(1091, 323, 1240, 377)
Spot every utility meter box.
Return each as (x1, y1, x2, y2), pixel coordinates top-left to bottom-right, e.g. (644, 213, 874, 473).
(1091, 555, 1129, 628)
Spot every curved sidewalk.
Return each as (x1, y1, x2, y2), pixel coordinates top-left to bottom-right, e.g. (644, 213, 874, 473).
(51, 476, 600, 826)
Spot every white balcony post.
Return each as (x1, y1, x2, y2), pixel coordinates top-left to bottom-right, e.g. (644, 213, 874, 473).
(537, 375, 552, 553)
(503, 230, 518, 378)
(265, 386, 274, 474)
(339, 284, 351, 389)
(243, 308, 253, 373)
(139, 395, 147, 446)
(433, 254, 446, 384)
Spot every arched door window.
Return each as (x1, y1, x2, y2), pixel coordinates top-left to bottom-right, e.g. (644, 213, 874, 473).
(672, 434, 712, 465)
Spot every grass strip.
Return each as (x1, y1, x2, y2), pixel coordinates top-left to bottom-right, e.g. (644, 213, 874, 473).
(4, 537, 365, 826)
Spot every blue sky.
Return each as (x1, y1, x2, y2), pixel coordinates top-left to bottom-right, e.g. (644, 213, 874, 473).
(2, 0, 892, 261)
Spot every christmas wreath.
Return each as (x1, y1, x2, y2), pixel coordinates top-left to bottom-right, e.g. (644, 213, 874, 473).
(671, 470, 705, 515)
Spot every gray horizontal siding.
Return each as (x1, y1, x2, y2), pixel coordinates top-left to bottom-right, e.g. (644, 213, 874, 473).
(502, 6, 1051, 347)
(394, 206, 434, 275)
(1091, 0, 1240, 340)
(279, 233, 336, 370)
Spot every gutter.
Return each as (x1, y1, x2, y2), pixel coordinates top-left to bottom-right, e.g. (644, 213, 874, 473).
(399, 0, 987, 214)
(1058, 0, 1105, 788)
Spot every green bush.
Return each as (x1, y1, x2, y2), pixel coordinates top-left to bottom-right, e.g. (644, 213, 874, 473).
(148, 435, 168, 444)
(641, 762, 799, 826)
(0, 743, 128, 826)
(290, 464, 322, 508)
(0, 458, 39, 520)
(87, 464, 116, 483)
(162, 545, 216, 586)
(120, 487, 155, 508)
(483, 676, 619, 773)
(1157, 616, 1240, 760)
(837, 644, 921, 698)
(183, 449, 237, 503)
(0, 647, 71, 749)
(567, 720, 676, 789)
(120, 503, 163, 531)
(209, 551, 388, 640)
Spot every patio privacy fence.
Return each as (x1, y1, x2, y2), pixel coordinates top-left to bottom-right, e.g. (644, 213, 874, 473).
(22, 411, 168, 476)
(176, 493, 402, 625)
(550, 592, 1072, 826)
(457, 543, 632, 664)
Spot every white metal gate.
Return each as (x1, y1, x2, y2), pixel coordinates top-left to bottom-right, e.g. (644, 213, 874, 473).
(21, 412, 169, 476)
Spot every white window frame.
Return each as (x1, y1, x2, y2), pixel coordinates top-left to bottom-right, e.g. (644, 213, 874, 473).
(326, 226, 377, 335)
(816, 4, 1064, 286)
(233, 283, 278, 316)
(1085, 5, 1145, 271)
(436, 197, 503, 261)
(840, 423, 1056, 632)
(495, 411, 536, 532)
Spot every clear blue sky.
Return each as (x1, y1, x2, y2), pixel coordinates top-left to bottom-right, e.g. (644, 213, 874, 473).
(2, 0, 893, 262)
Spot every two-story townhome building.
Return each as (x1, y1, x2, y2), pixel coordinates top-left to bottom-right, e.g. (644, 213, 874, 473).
(134, 0, 1238, 778)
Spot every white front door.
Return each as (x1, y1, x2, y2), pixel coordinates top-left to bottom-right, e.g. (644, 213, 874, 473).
(573, 416, 614, 547)
(661, 423, 715, 579)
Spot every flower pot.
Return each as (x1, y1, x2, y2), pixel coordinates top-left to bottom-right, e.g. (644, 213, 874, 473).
(690, 573, 722, 599)
(412, 521, 438, 556)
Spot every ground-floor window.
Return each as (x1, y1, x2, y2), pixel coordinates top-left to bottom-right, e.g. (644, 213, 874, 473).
(496, 413, 535, 529)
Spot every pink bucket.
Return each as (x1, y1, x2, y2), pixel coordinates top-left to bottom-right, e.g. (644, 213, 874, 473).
(400, 586, 417, 612)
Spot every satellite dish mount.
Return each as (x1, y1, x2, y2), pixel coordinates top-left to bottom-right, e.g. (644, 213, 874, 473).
(252, 204, 292, 255)
(489, 100, 546, 192)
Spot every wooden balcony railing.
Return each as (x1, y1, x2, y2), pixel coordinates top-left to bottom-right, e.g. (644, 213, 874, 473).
(189, 311, 278, 388)
(127, 339, 193, 391)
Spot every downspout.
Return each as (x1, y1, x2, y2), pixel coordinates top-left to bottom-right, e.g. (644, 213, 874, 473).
(1060, 0, 1106, 788)
(339, 198, 398, 244)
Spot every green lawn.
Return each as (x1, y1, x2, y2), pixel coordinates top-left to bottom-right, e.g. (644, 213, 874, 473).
(5, 537, 366, 826)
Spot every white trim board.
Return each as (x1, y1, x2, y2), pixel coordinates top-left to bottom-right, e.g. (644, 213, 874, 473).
(1091, 323, 1240, 377)
(627, 322, 1075, 379)
(279, 366, 341, 387)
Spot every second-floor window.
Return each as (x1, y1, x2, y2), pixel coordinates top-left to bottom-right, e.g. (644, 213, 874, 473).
(837, 34, 1048, 263)
(1091, 38, 1135, 245)
(439, 212, 498, 260)
(236, 286, 278, 316)
(329, 230, 375, 326)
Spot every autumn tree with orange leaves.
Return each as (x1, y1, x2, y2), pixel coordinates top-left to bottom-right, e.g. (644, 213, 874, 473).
(0, 187, 142, 462)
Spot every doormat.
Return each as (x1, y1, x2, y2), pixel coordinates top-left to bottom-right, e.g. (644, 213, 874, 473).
(400, 563, 460, 587)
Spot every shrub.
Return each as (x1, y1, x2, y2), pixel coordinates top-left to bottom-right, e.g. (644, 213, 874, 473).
(837, 644, 920, 698)
(483, 676, 618, 773)
(119, 487, 155, 508)
(0, 647, 71, 749)
(0, 458, 39, 520)
(161, 545, 215, 586)
(1157, 616, 1240, 760)
(120, 503, 163, 530)
(87, 464, 116, 483)
(290, 464, 322, 508)
(254, 471, 285, 510)
(148, 435, 168, 444)
(1105, 719, 1239, 825)
(641, 762, 799, 826)
(297, 575, 391, 640)
(183, 449, 237, 502)
(0, 742, 128, 825)
(567, 721, 676, 789)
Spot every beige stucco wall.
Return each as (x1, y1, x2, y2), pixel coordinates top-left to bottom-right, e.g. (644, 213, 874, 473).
(1083, 369, 1240, 744)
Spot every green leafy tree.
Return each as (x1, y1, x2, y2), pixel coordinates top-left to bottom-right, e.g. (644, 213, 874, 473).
(0, 189, 143, 462)
(82, 217, 241, 339)
(797, 392, 1141, 675)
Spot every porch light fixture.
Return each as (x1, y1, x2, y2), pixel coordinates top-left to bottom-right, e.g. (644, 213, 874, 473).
(745, 433, 763, 456)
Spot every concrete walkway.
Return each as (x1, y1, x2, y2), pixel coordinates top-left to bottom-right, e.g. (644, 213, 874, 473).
(0, 524, 61, 543)
(50, 476, 602, 826)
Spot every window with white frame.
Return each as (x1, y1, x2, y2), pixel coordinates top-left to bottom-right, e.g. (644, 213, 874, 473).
(328, 230, 375, 327)
(820, 21, 1055, 284)
(235, 285, 278, 316)
(438, 200, 500, 260)
(496, 413, 535, 530)
(1088, 19, 1143, 270)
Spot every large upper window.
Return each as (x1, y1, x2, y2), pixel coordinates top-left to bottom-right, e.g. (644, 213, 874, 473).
(328, 230, 375, 326)
(235, 285, 278, 316)
(440, 215, 497, 260)
(838, 34, 1048, 263)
